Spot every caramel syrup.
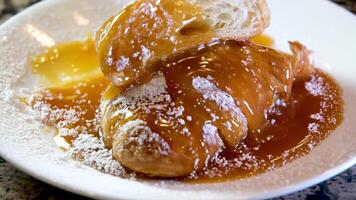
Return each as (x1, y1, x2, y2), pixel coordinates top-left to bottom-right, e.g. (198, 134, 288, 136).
(251, 35, 274, 47)
(28, 38, 343, 182)
(190, 68, 343, 183)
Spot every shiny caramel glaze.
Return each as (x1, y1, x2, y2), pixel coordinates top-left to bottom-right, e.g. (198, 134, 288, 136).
(100, 39, 295, 177)
(162, 39, 293, 134)
(189, 69, 343, 182)
(96, 0, 215, 87)
(28, 39, 343, 181)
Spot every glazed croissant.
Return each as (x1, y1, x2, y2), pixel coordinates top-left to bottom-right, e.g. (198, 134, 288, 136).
(97, 0, 312, 177)
(99, 40, 312, 177)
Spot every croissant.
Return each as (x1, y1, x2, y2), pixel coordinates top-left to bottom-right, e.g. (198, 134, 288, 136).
(95, 0, 314, 177)
(99, 39, 312, 177)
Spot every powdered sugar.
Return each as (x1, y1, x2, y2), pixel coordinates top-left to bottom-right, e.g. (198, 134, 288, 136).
(308, 123, 319, 133)
(69, 134, 134, 178)
(202, 123, 224, 148)
(110, 73, 185, 122)
(192, 76, 248, 132)
(305, 75, 325, 96)
(107, 73, 189, 135)
(310, 113, 324, 122)
(114, 119, 171, 157)
(59, 128, 79, 137)
(33, 101, 80, 130)
(202, 143, 266, 178)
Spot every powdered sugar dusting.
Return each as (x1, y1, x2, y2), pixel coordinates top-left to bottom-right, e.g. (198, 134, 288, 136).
(308, 123, 319, 133)
(192, 76, 248, 132)
(304, 72, 340, 136)
(69, 134, 134, 178)
(112, 73, 174, 115)
(114, 119, 171, 157)
(310, 113, 324, 122)
(26, 89, 136, 178)
(108, 73, 189, 136)
(202, 143, 267, 178)
(68, 134, 135, 178)
(305, 75, 325, 96)
(202, 123, 224, 148)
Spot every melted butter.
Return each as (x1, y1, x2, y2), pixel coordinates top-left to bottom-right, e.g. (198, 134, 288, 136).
(29, 38, 343, 182)
(29, 39, 109, 148)
(31, 39, 102, 87)
(251, 34, 274, 47)
(96, 0, 216, 87)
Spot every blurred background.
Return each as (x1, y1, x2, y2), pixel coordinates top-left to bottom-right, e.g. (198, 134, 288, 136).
(0, 0, 355, 199)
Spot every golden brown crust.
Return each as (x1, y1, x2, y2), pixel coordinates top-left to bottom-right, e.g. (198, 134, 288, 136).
(289, 41, 315, 80)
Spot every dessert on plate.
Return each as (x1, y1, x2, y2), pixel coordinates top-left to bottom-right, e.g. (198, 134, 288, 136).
(27, 0, 343, 181)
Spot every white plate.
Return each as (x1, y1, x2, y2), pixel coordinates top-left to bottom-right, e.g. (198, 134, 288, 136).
(0, 0, 355, 199)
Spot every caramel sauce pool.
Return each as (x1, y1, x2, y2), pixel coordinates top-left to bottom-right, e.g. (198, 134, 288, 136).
(28, 38, 343, 183)
(193, 69, 343, 182)
(29, 39, 109, 146)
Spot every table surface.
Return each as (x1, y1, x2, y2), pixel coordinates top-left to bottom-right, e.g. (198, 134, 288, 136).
(0, 0, 355, 199)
